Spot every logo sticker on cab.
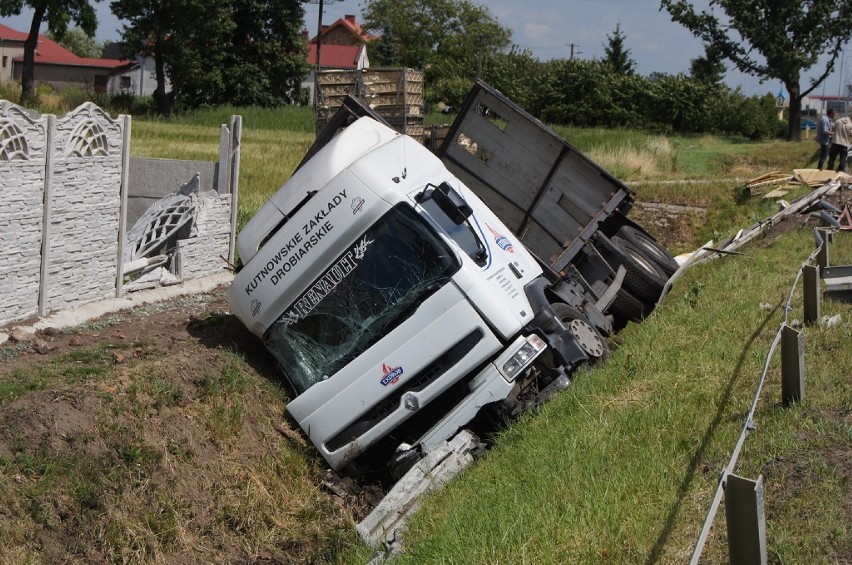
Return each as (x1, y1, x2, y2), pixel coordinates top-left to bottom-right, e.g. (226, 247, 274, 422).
(380, 363, 404, 386)
(486, 224, 514, 253)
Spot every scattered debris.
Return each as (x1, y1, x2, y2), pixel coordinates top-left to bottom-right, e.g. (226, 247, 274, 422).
(745, 169, 852, 199)
(746, 171, 795, 196)
(838, 203, 852, 230)
(357, 430, 480, 553)
(792, 169, 852, 188)
(8, 327, 37, 343)
(822, 314, 842, 327)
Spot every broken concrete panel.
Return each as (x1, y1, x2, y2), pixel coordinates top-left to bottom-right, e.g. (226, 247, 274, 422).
(127, 157, 220, 226)
(357, 430, 479, 549)
(175, 232, 231, 279)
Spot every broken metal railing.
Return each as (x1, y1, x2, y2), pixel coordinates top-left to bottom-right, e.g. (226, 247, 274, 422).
(687, 224, 838, 564)
(658, 180, 842, 305)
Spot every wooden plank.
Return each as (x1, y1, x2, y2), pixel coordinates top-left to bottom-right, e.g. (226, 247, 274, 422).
(762, 188, 791, 199)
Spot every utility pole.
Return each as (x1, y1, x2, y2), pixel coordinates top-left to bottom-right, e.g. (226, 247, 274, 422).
(566, 42, 582, 60)
(306, 0, 340, 105)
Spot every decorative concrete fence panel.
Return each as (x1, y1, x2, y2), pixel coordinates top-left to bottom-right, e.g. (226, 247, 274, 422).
(0, 101, 49, 324)
(0, 100, 240, 328)
(45, 103, 128, 313)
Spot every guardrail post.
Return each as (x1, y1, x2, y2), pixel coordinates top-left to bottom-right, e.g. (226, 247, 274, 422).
(816, 228, 830, 270)
(802, 265, 820, 325)
(781, 324, 805, 405)
(724, 474, 768, 565)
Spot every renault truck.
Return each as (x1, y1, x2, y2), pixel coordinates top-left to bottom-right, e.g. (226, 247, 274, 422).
(228, 81, 676, 475)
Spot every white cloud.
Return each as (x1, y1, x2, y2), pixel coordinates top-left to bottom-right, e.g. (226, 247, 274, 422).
(524, 22, 551, 40)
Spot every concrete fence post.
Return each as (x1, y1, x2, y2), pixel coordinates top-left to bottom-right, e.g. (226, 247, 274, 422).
(228, 115, 242, 266)
(724, 473, 768, 565)
(802, 264, 820, 325)
(38, 114, 56, 317)
(115, 114, 132, 297)
(781, 324, 805, 405)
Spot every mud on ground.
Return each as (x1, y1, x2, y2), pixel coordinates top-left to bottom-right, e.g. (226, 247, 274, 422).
(0, 293, 384, 563)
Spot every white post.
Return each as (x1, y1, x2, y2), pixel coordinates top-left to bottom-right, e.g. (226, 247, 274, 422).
(228, 115, 242, 266)
(38, 114, 56, 317)
(115, 114, 132, 297)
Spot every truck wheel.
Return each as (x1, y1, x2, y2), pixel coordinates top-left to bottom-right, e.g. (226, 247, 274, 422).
(551, 304, 610, 361)
(617, 225, 679, 276)
(612, 236, 667, 304)
(608, 287, 648, 329)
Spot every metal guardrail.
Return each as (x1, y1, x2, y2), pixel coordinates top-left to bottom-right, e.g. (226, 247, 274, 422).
(687, 225, 839, 564)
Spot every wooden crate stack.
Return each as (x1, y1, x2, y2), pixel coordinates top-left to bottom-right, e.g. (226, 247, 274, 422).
(316, 68, 425, 142)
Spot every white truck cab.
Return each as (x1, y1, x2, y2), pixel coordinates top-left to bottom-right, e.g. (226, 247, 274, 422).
(230, 117, 591, 472)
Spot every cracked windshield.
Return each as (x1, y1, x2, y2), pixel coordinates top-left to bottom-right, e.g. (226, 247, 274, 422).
(265, 205, 461, 394)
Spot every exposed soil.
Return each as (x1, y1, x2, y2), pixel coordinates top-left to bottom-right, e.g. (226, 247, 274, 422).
(0, 293, 385, 563)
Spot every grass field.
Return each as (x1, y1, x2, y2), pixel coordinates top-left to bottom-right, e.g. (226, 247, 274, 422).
(131, 105, 818, 249)
(386, 228, 851, 564)
(2, 98, 847, 563)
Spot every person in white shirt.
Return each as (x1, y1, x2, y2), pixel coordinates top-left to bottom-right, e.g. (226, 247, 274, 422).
(827, 114, 852, 173)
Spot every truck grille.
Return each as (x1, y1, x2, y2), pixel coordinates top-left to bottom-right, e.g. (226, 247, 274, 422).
(325, 329, 484, 452)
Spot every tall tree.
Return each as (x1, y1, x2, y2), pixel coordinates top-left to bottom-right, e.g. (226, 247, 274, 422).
(362, 0, 511, 103)
(111, 0, 182, 116)
(371, 24, 402, 67)
(0, 0, 99, 101)
(111, 0, 309, 114)
(689, 42, 726, 86)
(661, 0, 852, 141)
(603, 23, 635, 75)
(47, 26, 103, 57)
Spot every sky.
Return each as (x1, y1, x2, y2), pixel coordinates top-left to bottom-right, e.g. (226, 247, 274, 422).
(2, 0, 850, 100)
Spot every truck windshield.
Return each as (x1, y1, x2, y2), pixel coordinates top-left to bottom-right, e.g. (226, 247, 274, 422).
(264, 205, 461, 395)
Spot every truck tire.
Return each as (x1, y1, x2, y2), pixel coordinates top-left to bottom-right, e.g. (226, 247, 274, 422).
(608, 288, 647, 328)
(612, 236, 667, 304)
(551, 303, 610, 361)
(617, 225, 679, 276)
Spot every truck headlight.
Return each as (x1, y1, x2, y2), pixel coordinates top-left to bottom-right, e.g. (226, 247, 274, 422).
(500, 335, 546, 381)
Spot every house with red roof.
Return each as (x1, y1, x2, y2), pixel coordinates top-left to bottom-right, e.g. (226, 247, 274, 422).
(0, 23, 133, 94)
(302, 14, 372, 104)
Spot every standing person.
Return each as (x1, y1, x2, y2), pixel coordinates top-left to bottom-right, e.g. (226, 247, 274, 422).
(816, 108, 835, 169)
(827, 113, 852, 173)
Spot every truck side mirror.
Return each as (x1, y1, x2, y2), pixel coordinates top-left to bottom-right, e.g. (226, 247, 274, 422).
(432, 182, 473, 225)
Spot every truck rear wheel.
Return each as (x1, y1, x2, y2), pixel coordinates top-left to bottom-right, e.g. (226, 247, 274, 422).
(551, 304, 610, 361)
(608, 287, 647, 329)
(617, 225, 679, 276)
(612, 236, 667, 304)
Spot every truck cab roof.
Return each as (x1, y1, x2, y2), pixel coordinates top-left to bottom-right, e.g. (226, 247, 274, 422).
(237, 117, 401, 265)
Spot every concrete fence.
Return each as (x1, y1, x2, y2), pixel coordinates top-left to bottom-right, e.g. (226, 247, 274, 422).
(0, 100, 240, 327)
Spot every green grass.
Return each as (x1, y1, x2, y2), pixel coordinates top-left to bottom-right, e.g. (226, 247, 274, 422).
(0, 342, 130, 404)
(389, 228, 852, 564)
(128, 104, 817, 240)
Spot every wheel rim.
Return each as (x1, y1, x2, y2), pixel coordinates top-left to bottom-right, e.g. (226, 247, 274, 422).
(626, 247, 659, 276)
(566, 318, 606, 358)
(636, 237, 667, 263)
